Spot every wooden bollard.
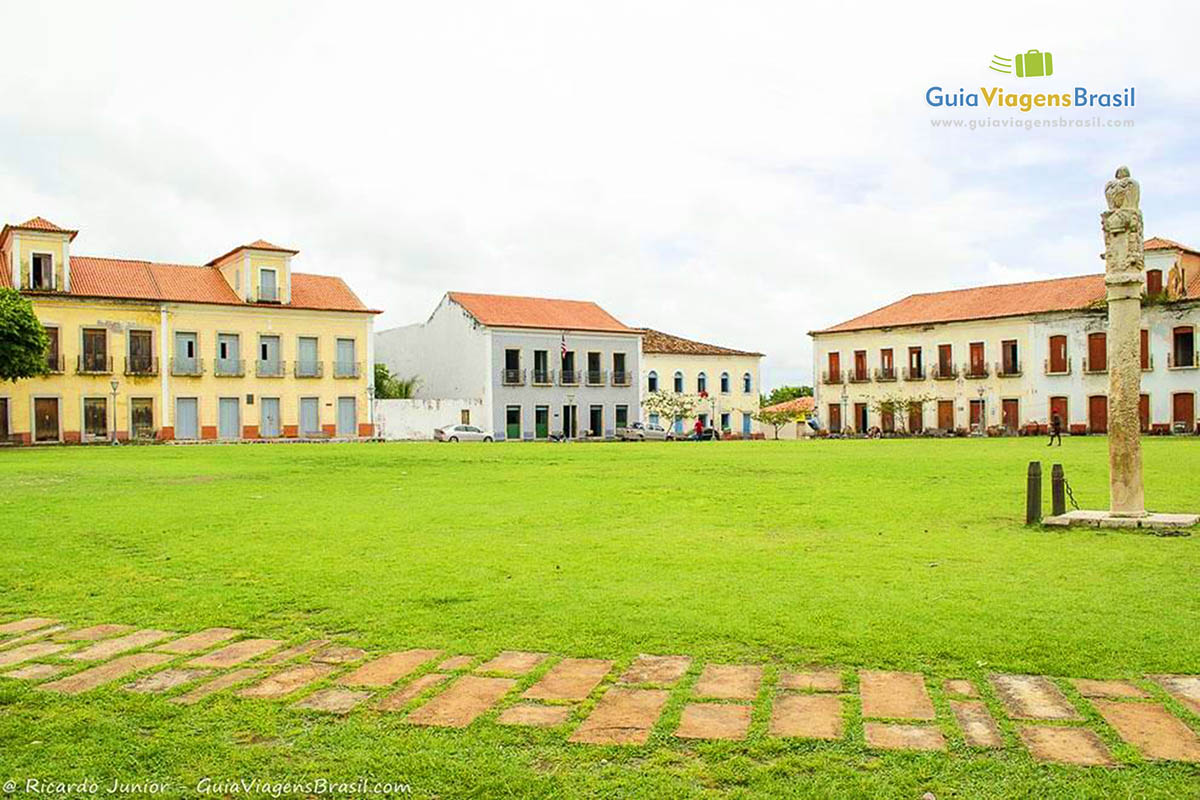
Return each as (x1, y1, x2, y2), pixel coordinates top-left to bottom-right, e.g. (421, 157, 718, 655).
(1051, 464, 1066, 517)
(1026, 461, 1042, 525)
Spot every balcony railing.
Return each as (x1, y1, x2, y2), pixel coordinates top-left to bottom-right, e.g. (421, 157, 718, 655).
(822, 370, 843, 385)
(257, 359, 286, 378)
(559, 369, 580, 386)
(214, 358, 245, 377)
(874, 367, 897, 382)
(77, 355, 113, 375)
(903, 366, 925, 381)
(1082, 357, 1107, 374)
(995, 361, 1022, 377)
(293, 360, 322, 378)
(586, 369, 607, 386)
(611, 370, 632, 386)
(963, 362, 989, 379)
(501, 368, 525, 386)
(847, 369, 870, 384)
(124, 356, 158, 376)
(1044, 357, 1072, 376)
(335, 361, 362, 379)
(257, 285, 279, 303)
(171, 357, 204, 377)
(45, 354, 65, 374)
(1142, 355, 1154, 371)
(1167, 351, 1199, 369)
(931, 363, 958, 380)
(532, 369, 553, 386)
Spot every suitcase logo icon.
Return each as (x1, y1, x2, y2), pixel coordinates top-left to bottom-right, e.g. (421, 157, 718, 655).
(989, 50, 1054, 78)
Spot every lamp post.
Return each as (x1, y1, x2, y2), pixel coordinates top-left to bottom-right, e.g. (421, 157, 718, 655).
(367, 383, 375, 437)
(840, 384, 848, 434)
(109, 379, 119, 445)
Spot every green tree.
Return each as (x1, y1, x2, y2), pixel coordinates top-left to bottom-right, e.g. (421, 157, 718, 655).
(373, 362, 420, 399)
(752, 404, 807, 440)
(0, 288, 49, 382)
(760, 384, 812, 407)
(642, 390, 701, 425)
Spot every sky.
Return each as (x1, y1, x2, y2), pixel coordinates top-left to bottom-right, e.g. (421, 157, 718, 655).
(3, 1, 1198, 389)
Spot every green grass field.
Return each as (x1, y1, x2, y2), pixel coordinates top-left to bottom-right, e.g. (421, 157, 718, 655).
(1, 438, 1198, 798)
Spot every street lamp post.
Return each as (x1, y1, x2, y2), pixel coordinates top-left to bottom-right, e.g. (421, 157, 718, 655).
(840, 384, 848, 434)
(109, 379, 119, 445)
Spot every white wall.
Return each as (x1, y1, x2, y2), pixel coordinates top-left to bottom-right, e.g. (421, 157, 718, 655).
(375, 397, 487, 440)
(374, 295, 490, 401)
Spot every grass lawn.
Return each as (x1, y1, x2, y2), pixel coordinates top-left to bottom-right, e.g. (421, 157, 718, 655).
(1, 437, 1198, 798)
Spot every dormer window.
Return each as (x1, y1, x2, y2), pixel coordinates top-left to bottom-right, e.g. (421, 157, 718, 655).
(31, 253, 54, 290)
(258, 268, 278, 303)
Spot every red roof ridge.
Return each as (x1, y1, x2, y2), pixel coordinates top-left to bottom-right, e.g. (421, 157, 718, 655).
(897, 271, 1104, 301)
(636, 327, 764, 357)
(446, 291, 634, 334)
(1144, 235, 1199, 254)
(448, 290, 606, 305)
(206, 238, 300, 265)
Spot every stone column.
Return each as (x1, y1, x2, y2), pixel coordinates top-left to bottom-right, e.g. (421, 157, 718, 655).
(1101, 166, 1145, 516)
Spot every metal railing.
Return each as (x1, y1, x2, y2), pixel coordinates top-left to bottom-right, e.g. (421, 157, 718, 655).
(995, 360, 1021, 377)
(822, 370, 843, 384)
(1082, 357, 1107, 374)
(1167, 351, 1199, 369)
(214, 358, 245, 377)
(586, 369, 607, 386)
(77, 355, 113, 375)
(963, 362, 989, 379)
(874, 367, 897, 382)
(257, 285, 279, 303)
(45, 354, 65, 374)
(335, 361, 361, 379)
(532, 369, 553, 385)
(1044, 357, 1072, 375)
(501, 368, 525, 386)
(1142, 354, 1154, 371)
(903, 366, 925, 381)
(257, 359, 287, 378)
(931, 362, 958, 380)
(171, 357, 204, 377)
(847, 369, 870, 384)
(124, 356, 158, 376)
(559, 369, 580, 385)
(611, 370, 632, 386)
(294, 360, 322, 378)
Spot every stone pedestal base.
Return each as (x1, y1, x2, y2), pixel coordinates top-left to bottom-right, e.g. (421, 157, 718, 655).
(1043, 510, 1198, 530)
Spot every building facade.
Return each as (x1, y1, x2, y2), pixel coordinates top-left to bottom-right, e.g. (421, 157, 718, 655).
(638, 328, 763, 436)
(0, 217, 376, 444)
(375, 292, 641, 440)
(809, 238, 1200, 435)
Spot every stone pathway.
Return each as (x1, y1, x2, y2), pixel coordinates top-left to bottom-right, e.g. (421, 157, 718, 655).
(2, 614, 1199, 766)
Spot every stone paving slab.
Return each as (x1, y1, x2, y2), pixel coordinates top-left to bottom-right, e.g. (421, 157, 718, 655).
(237, 664, 337, 699)
(38, 653, 172, 695)
(57, 624, 136, 642)
(569, 688, 669, 745)
(69, 630, 176, 661)
(186, 639, 282, 668)
(376, 674, 451, 711)
(693, 664, 762, 700)
(990, 674, 1082, 721)
(1148, 675, 1200, 716)
(292, 687, 371, 714)
(0, 617, 59, 635)
(339, 649, 442, 687)
(3, 663, 68, 681)
(523, 658, 613, 701)
(156, 628, 242, 654)
(313, 646, 368, 665)
(859, 671, 935, 720)
(1093, 700, 1200, 762)
(406, 676, 516, 728)
(497, 703, 574, 727)
(125, 669, 212, 694)
(0, 625, 69, 650)
(1018, 726, 1114, 766)
(769, 693, 843, 739)
(475, 651, 548, 676)
(618, 655, 692, 686)
(676, 703, 752, 740)
(950, 700, 1003, 748)
(863, 723, 946, 751)
(1073, 679, 1149, 699)
(778, 669, 842, 693)
(437, 655, 474, 671)
(943, 679, 978, 697)
(262, 639, 331, 665)
(0, 642, 68, 667)
(172, 669, 261, 705)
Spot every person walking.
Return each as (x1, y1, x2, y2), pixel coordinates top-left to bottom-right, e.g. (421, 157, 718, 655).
(1047, 413, 1063, 446)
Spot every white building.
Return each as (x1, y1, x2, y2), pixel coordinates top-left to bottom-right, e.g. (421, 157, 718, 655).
(809, 237, 1200, 435)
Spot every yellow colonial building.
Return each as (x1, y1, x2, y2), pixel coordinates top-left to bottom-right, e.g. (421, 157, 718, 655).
(0, 216, 377, 444)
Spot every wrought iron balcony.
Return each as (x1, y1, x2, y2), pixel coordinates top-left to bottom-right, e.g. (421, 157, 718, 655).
(822, 370, 843, 385)
(963, 362, 989, 379)
(124, 356, 159, 376)
(257, 359, 287, 378)
(532, 369, 553, 386)
(611, 370, 632, 387)
(559, 369, 580, 386)
(902, 366, 925, 381)
(501, 368, 525, 386)
(45, 354, 65, 374)
(171, 357, 204, 377)
(1044, 357, 1072, 376)
(335, 361, 361, 379)
(1167, 351, 1199, 369)
(847, 369, 870, 384)
(257, 285, 280, 303)
(874, 367, 897, 382)
(214, 358, 246, 377)
(931, 363, 958, 380)
(586, 369, 607, 386)
(1082, 357, 1107, 374)
(77, 355, 113, 375)
(293, 360, 322, 378)
(1141, 354, 1154, 371)
(995, 361, 1022, 377)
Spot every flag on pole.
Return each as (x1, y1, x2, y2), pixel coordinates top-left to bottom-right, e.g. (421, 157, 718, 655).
(561, 332, 567, 359)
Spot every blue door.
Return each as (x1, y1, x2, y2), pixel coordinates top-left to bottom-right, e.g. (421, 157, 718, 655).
(674, 417, 683, 434)
(742, 413, 752, 435)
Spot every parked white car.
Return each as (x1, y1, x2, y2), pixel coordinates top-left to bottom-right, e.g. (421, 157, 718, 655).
(434, 424, 494, 442)
(616, 421, 674, 441)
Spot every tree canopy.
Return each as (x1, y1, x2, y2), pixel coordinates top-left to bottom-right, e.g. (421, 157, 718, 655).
(0, 289, 49, 383)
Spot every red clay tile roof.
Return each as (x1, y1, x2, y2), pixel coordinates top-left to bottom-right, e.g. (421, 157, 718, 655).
(206, 238, 300, 265)
(1, 216, 79, 244)
(638, 328, 763, 357)
(447, 292, 635, 333)
(760, 396, 814, 415)
(57, 256, 373, 313)
(1144, 236, 1199, 254)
